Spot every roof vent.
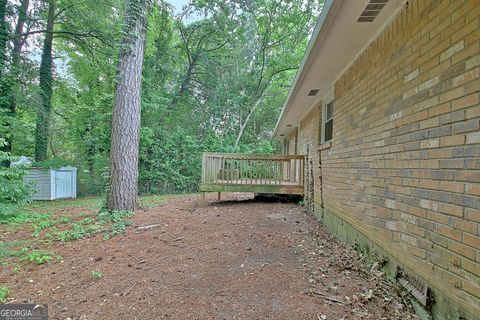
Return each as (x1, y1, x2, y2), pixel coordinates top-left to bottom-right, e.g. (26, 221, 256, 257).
(307, 89, 319, 96)
(357, 0, 389, 22)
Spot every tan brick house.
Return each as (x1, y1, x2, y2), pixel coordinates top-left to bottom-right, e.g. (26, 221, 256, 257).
(274, 0, 480, 319)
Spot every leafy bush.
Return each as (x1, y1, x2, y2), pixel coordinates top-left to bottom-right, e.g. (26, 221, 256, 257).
(0, 141, 32, 215)
(0, 286, 9, 303)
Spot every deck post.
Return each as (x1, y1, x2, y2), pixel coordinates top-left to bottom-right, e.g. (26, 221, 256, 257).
(217, 192, 221, 201)
(200, 192, 206, 206)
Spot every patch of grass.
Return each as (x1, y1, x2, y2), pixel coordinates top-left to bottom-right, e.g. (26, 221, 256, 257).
(0, 241, 36, 260)
(32, 216, 71, 237)
(97, 209, 134, 223)
(27, 197, 103, 211)
(0, 212, 53, 226)
(140, 195, 166, 208)
(0, 242, 56, 265)
(0, 286, 9, 303)
(78, 217, 94, 225)
(98, 209, 134, 239)
(44, 210, 133, 242)
(91, 270, 103, 279)
(108, 220, 131, 236)
(24, 249, 57, 265)
(45, 222, 102, 242)
(0, 196, 140, 267)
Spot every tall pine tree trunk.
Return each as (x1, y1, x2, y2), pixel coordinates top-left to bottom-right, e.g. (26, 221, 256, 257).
(107, 0, 148, 211)
(34, 0, 56, 161)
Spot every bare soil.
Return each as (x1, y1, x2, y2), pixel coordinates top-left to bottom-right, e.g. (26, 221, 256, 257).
(1, 193, 418, 320)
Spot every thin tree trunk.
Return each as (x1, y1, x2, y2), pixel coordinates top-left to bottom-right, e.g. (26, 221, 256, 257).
(234, 96, 263, 148)
(107, 0, 148, 211)
(9, 0, 29, 115)
(0, 0, 7, 73)
(0, 0, 9, 163)
(170, 54, 197, 110)
(34, 0, 56, 161)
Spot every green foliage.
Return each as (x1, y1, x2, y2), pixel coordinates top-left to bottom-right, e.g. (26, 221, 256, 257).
(0, 286, 9, 303)
(0, 241, 56, 265)
(140, 194, 165, 208)
(2, 198, 134, 246)
(12, 264, 21, 273)
(45, 221, 102, 241)
(24, 249, 55, 264)
(0, 196, 147, 271)
(91, 270, 103, 279)
(98, 209, 133, 237)
(0, 241, 32, 260)
(28, 197, 103, 210)
(2, 0, 320, 196)
(97, 208, 133, 223)
(107, 220, 131, 236)
(0, 146, 32, 215)
(0, 211, 52, 225)
(34, 208, 134, 241)
(31, 157, 73, 169)
(32, 216, 70, 237)
(34, 0, 56, 162)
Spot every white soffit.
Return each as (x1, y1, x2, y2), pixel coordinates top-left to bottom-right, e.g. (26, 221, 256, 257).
(274, 0, 405, 139)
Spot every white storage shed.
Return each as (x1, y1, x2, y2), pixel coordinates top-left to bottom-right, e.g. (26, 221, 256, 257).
(23, 166, 77, 200)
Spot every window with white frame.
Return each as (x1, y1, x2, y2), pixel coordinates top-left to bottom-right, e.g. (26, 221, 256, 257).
(323, 99, 334, 143)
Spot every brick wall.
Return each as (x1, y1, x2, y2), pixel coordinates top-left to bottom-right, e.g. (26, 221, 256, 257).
(297, 0, 479, 318)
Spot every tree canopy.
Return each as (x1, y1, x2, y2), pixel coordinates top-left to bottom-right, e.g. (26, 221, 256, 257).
(0, 0, 323, 197)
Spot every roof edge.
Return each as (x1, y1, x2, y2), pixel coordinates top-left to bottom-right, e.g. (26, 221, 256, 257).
(273, 0, 339, 138)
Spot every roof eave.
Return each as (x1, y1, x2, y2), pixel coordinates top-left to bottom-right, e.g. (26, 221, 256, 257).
(273, 0, 339, 139)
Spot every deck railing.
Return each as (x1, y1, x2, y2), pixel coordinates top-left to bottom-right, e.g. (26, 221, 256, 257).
(201, 153, 304, 186)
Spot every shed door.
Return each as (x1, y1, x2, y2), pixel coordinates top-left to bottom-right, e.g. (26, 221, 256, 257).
(55, 171, 73, 199)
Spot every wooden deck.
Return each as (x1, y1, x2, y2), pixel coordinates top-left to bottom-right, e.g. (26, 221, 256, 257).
(199, 153, 304, 205)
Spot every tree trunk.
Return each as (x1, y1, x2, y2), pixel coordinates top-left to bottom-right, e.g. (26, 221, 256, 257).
(107, 0, 148, 211)
(2, 0, 29, 154)
(0, 0, 9, 163)
(0, 0, 7, 73)
(234, 95, 263, 148)
(170, 54, 197, 110)
(34, 0, 56, 162)
(9, 0, 29, 115)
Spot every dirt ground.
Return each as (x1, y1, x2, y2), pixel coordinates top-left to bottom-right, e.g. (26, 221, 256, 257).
(1, 193, 418, 320)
